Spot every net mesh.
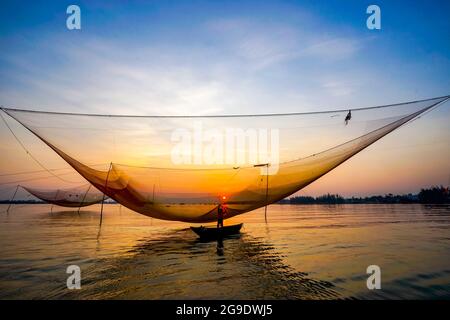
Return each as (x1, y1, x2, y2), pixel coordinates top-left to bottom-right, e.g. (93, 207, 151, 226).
(21, 184, 104, 207)
(2, 96, 448, 222)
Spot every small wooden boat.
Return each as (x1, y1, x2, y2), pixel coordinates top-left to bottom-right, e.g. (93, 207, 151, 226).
(191, 223, 243, 240)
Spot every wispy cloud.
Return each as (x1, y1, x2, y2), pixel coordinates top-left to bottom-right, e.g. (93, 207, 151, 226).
(207, 17, 363, 70)
(0, 12, 447, 118)
(321, 80, 356, 97)
(0, 37, 234, 115)
(303, 38, 362, 61)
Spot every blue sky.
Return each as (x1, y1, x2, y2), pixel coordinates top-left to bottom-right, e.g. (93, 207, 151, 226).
(0, 0, 449, 115)
(0, 0, 449, 196)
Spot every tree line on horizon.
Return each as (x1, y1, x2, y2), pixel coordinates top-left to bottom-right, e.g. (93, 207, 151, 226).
(286, 186, 450, 205)
(1, 186, 449, 205)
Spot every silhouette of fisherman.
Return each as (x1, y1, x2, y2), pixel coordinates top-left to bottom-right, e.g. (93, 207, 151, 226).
(345, 110, 352, 125)
(217, 204, 226, 228)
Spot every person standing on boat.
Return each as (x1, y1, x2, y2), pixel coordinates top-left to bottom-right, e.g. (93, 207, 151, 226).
(217, 204, 226, 228)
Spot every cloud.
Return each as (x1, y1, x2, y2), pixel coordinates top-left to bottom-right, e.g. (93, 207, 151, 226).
(303, 38, 361, 61)
(0, 36, 234, 116)
(207, 17, 363, 70)
(3, 13, 444, 119)
(321, 80, 355, 97)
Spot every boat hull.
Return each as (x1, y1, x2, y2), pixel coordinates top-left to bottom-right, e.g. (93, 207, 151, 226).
(190, 223, 243, 240)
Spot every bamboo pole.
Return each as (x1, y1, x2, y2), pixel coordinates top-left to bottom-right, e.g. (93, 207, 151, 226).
(77, 184, 92, 214)
(6, 185, 20, 214)
(99, 163, 112, 226)
(264, 164, 269, 223)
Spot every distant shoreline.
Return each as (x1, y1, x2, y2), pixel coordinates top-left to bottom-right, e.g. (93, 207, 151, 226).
(278, 201, 450, 205)
(0, 200, 118, 204)
(1, 202, 449, 205)
(1, 186, 448, 205)
(283, 186, 450, 205)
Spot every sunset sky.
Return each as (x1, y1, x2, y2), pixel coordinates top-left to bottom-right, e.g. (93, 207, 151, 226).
(0, 0, 449, 199)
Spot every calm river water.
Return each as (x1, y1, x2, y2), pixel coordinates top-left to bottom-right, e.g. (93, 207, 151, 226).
(0, 204, 449, 299)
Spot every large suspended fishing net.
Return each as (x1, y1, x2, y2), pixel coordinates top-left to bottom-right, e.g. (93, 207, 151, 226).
(21, 184, 104, 207)
(1, 96, 448, 222)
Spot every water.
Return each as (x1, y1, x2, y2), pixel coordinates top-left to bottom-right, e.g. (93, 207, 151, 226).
(0, 204, 449, 299)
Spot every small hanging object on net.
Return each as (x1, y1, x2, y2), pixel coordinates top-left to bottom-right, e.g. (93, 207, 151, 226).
(345, 110, 352, 125)
(1, 95, 448, 223)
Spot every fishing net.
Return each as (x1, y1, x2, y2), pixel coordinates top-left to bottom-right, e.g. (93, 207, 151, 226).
(2, 96, 448, 222)
(21, 184, 104, 207)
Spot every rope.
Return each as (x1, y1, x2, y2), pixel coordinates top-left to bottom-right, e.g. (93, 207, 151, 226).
(0, 110, 78, 184)
(0, 171, 78, 186)
(0, 167, 74, 177)
(1, 95, 448, 118)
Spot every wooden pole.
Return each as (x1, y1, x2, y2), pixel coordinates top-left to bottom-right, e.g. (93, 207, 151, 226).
(99, 163, 112, 226)
(77, 184, 92, 215)
(50, 189, 59, 214)
(6, 185, 20, 214)
(264, 164, 269, 223)
(253, 163, 270, 223)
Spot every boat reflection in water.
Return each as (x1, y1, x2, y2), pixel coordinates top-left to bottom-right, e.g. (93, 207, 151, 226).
(76, 230, 338, 300)
(216, 236, 224, 256)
